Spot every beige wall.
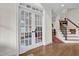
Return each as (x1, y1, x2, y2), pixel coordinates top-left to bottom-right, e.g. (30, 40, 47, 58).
(67, 8, 79, 26)
(0, 3, 18, 55)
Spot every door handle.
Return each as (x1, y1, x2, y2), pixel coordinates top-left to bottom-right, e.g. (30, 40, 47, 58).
(32, 31, 35, 33)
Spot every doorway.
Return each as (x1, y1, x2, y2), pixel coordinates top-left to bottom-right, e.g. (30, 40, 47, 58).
(18, 4, 43, 54)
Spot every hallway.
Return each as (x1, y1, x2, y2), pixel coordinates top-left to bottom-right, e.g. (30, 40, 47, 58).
(20, 43, 79, 56)
(0, 3, 79, 56)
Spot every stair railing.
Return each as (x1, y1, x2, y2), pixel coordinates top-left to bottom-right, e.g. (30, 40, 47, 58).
(66, 18, 79, 28)
(60, 19, 68, 40)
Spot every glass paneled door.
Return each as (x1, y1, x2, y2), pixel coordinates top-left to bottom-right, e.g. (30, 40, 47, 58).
(19, 4, 43, 54)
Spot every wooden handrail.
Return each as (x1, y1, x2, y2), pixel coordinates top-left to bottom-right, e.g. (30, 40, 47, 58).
(65, 18, 79, 28)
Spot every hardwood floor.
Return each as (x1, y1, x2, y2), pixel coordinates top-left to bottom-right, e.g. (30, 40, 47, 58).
(20, 43, 79, 56)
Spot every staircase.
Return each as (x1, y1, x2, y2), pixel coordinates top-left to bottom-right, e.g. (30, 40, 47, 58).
(66, 18, 79, 41)
(59, 18, 79, 43)
(64, 29, 79, 41)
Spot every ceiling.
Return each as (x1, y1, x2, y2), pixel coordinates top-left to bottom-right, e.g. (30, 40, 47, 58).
(41, 3, 79, 14)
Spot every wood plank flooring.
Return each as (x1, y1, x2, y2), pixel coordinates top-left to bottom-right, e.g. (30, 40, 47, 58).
(20, 43, 79, 56)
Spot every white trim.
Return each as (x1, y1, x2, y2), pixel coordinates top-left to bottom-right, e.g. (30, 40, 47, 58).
(42, 7, 46, 45)
(16, 3, 20, 56)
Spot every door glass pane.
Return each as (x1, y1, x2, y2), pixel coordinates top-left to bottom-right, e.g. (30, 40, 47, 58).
(38, 15, 40, 26)
(29, 38, 32, 45)
(38, 31, 42, 42)
(35, 14, 38, 26)
(39, 27, 42, 31)
(21, 10, 24, 21)
(35, 31, 38, 43)
(25, 32, 28, 38)
(25, 26, 28, 32)
(29, 13, 32, 26)
(21, 33, 24, 45)
(25, 40, 28, 46)
(39, 15, 42, 25)
(25, 12, 28, 26)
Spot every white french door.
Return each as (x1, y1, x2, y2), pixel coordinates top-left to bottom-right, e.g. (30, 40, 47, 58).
(19, 5, 43, 54)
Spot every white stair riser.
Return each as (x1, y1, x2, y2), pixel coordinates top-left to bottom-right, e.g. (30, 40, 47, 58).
(67, 38, 79, 39)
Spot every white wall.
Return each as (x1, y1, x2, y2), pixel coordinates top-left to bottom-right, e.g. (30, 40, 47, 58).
(67, 8, 79, 26)
(0, 3, 18, 55)
(44, 8, 52, 45)
(67, 20, 78, 29)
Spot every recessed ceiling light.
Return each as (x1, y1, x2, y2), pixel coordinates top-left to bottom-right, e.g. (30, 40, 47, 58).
(61, 4, 64, 7)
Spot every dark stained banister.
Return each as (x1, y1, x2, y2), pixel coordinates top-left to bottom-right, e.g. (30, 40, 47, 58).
(65, 18, 79, 28)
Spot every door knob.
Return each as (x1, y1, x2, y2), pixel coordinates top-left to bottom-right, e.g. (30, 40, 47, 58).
(32, 31, 35, 33)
